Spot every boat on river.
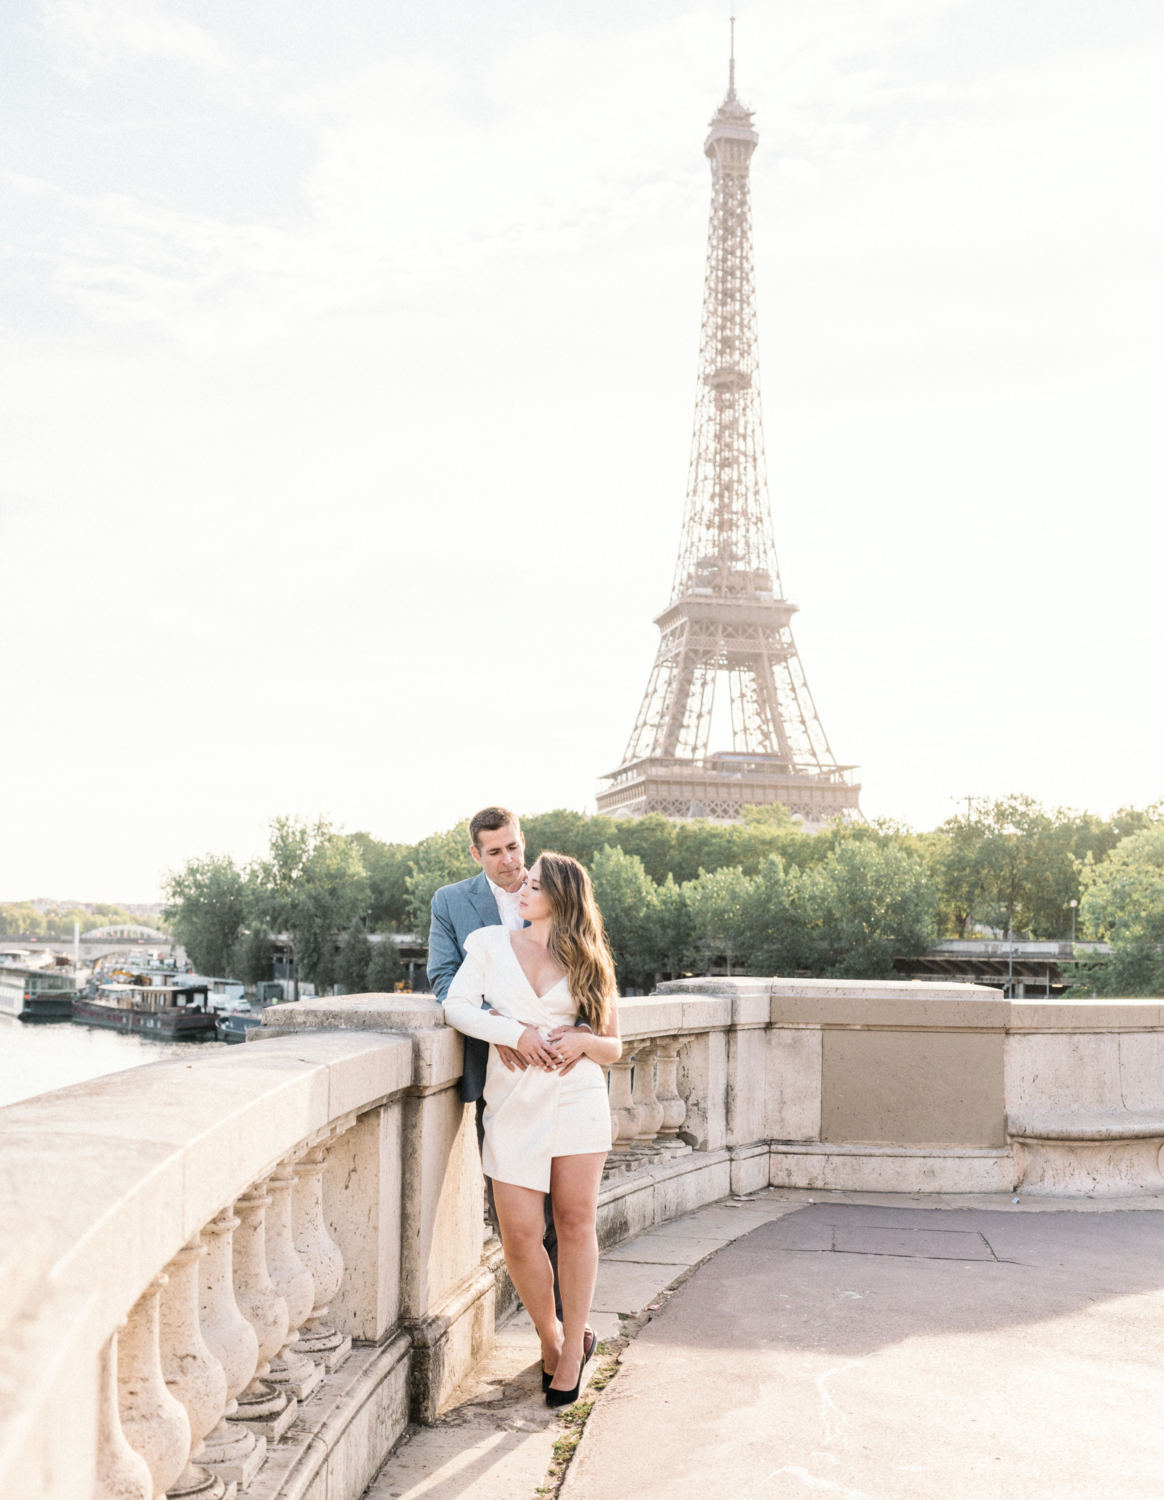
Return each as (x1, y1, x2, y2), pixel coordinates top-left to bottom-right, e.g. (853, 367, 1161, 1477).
(214, 983, 286, 1043)
(215, 1008, 264, 1043)
(72, 974, 217, 1039)
(0, 955, 78, 1023)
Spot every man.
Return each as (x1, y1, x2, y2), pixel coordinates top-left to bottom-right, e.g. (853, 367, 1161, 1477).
(427, 806, 589, 1334)
(427, 807, 530, 1102)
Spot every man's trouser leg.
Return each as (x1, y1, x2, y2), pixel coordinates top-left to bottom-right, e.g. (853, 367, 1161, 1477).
(544, 1190, 563, 1321)
(476, 1097, 497, 1232)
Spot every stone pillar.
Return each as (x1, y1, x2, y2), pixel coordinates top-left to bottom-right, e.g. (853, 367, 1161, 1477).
(117, 1275, 192, 1500)
(94, 1328, 152, 1500)
(325, 1103, 403, 1342)
(632, 1045, 665, 1144)
(677, 1029, 727, 1151)
(265, 1159, 323, 1402)
(609, 1052, 641, 1149)
(725, 1023, 768, 1147)
(293, 1144, 352, 1371)
(399, 1077, 494, 1422)
(654, 1038, 690, 1152)
(229, 1183, 297, 1442)
(158, 1237, 227, 1499)
(198, 1208, 266, 1489)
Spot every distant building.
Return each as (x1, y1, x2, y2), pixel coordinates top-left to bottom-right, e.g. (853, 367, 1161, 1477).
(894, 940, 1111, 999)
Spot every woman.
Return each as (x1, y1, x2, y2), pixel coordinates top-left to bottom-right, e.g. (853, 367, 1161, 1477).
(443, 851, 622, 1406)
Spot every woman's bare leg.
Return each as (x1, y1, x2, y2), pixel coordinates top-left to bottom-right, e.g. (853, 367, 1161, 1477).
(547, 1152, 606, 1392)
(493, 1180, 562, 1373)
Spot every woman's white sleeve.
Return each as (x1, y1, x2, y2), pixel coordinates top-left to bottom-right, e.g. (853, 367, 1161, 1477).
(442, 943, 525, 1048)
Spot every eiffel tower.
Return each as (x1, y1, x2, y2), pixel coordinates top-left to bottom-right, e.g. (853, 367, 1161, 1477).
(598, 34, 860, 827)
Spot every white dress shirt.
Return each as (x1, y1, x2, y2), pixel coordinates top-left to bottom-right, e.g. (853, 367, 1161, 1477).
(487, 875, 525, 930)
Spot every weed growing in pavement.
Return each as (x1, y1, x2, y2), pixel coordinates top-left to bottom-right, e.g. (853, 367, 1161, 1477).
(537, 1346, 624, 1496)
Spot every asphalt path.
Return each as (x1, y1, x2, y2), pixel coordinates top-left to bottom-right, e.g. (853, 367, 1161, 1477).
(564, 1203, 1164, 1500)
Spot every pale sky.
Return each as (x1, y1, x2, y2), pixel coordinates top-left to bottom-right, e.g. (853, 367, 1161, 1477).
(3, 0, 1163, 902)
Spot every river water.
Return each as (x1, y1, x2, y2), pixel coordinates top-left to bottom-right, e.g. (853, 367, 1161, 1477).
(0, 1017, 223, 1107)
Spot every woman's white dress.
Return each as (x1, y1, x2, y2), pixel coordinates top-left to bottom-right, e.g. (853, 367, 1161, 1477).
(443, 926, 612, 1192)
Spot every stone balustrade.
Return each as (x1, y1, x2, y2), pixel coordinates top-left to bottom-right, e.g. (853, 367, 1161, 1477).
(0, 1020, 490, 1500)
(3, 981, 1163, 1500)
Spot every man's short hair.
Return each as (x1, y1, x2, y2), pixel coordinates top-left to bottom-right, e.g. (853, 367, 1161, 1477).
(470, 807, 521, 850)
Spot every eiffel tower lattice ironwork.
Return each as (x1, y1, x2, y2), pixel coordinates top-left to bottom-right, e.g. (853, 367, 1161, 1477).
(597, 41, 860, 826)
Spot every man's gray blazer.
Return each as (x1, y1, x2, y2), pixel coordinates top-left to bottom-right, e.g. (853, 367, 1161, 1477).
(428, 871, 512, 1103)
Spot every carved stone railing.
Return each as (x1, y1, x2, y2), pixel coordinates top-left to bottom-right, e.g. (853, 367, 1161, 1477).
(604, 979, 1164, 1204)
(5, 981, 1163, 1500)
(0, 1010, 493, 1500)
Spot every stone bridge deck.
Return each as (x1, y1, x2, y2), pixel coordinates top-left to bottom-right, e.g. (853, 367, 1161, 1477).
(364, 1188, 1164, 1500)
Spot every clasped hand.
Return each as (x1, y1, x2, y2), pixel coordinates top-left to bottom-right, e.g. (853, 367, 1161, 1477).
(491, 1012, 590, 1075)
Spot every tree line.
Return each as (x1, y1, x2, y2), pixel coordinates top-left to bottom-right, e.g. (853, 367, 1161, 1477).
(161, 796, 1164, 996)
(0, 901, 165, 939)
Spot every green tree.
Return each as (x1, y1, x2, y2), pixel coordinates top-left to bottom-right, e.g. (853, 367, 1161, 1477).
(163, 854, 250, 976)
(810, 840, 937, 979)
(521, 810, 621, 868)
(337, 920, 372, 994)
(0, 903, 47, 937)
(367, 936, 406, 992)
(929, 796, 1164, 940)
(641, 874, 691, 982)
(0, 901, 168, 938)
(684, 866, 754, 975)
(404, 821, 478, 942)
(254, 817, 369, 994)
(607, 814, 679, 886)
(350, 833, 414, 930)
(589, 845, 658, 992)
(671, 824, 752, 886)
(934, 797, 1071, 938)
(1074, 826, 1164, 996)
(43, 906, 93, 938)
(745, 856, 815, 977)
(233, 925, 275, 985)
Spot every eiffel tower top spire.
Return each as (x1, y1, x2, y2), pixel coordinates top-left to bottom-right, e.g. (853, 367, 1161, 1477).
(597, 46, 861, 827)
(674, 29, 772, 610)
(728, 14, 736, 101)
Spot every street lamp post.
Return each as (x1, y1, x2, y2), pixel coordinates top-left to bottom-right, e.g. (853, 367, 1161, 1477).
(1068, 899, 1078, 944)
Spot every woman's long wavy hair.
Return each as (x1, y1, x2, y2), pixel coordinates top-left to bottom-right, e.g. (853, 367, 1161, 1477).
(535, 851, 617, 1033)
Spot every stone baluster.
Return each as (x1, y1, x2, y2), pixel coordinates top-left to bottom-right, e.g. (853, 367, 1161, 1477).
(632, 1044, 665, 1144)
(158, 1237, 227, 1499)
(654, 1038, 689, 1151)
(292, 1145, 352, 1371)
(198, 1208, 266, 1490)
(604, 1067, 621, 1150)
(117, 1275, 192, 1500)
(265, 1159, 323, 1401)
(229, 1182, 297, 1442)
(94, 1326, 152, 1500)
(608, 1051, 641, 1149)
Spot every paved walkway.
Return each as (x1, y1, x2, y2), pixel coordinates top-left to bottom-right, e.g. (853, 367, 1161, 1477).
(567, 1193, 1164, 1500)
(365, 1188, 1164, 1500)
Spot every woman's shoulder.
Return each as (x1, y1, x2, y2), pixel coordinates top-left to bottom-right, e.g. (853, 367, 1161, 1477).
(464, 925, 508, 957)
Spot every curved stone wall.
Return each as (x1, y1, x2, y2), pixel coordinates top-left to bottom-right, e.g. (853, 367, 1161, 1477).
(3, 982, 1163, 1500)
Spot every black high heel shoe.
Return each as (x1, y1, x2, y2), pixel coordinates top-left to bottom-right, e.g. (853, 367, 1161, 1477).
(545, 1329, 596, 1407)
(542, 1327, 596, 1393)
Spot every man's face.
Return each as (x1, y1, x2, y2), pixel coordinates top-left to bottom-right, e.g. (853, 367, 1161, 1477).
(471, 823, 526, 892)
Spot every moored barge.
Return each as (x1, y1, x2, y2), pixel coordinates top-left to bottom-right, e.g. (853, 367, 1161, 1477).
(72, 977, 217, 1038)
(0, 964, 77, 1022)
